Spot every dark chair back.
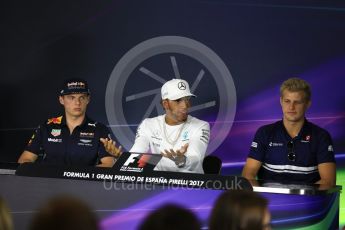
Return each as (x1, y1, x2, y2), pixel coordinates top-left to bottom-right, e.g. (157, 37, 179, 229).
(203, 155, 222, 175)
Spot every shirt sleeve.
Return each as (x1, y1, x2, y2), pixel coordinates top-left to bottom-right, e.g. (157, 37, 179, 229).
(129, 120, 150, 153)
(248, 126, 267, 162)
(182, 122, 210, 172)
(24, 125, 43, 155)
(316, 130, 335, 164)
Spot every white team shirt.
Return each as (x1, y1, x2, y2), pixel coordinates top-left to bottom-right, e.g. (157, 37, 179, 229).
(130, 115, 210, 173)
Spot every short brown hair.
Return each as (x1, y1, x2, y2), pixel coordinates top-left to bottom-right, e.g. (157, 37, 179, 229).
(209, 190, 268, 230)
(139, 204, 200, 230)
(30, 196, 99, 230)
(280, 77, 311, 101)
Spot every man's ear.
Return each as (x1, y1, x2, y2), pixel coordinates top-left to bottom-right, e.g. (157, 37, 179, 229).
(161, 100, 169, 110)
(59, 96, 64, 105)
(86, 95, 90, 105)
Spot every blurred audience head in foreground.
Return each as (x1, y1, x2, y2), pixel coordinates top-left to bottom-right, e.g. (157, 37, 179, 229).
(0, 197, 13, 230)
(30, 195, 99, 230)
(139, 203, 200, 230)
(209, 190, 271, 230)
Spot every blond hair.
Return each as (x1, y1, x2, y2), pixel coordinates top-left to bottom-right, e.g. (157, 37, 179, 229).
(280, 77, 311, 101)
(0, 197, 13, 230)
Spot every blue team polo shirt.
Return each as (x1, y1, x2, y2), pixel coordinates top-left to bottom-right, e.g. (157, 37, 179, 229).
(248, 119, 335, 183)
(25, 115, 112, 166)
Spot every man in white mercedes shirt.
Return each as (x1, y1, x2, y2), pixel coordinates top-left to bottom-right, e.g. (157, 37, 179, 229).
(129, 79, 210, 173)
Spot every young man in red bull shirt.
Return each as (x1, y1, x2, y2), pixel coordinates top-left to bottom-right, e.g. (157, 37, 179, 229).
(18, 78, 122, 167)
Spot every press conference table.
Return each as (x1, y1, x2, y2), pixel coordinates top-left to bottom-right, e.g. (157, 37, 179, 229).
(0, 163, 342, 230)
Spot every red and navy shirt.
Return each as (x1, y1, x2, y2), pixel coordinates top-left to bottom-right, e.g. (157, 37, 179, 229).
(248, 119, 335, 183)
(25, 115, 112, 166)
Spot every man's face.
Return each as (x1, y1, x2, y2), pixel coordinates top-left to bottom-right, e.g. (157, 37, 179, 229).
(163, 96, 191, 125)
(280, 90, 310, 123)
(59, 93, 90, 118)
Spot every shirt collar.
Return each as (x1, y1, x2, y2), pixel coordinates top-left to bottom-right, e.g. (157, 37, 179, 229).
(61, 115, 90, 128)
(280, 118, 311, 141)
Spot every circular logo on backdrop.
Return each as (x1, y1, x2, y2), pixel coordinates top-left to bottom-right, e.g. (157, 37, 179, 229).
(105, 36, 236, 154)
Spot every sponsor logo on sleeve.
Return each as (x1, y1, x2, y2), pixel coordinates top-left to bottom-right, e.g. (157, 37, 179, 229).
(328, 145, 334, 152)
(200, 129, 210, 144)
(27, 134, 35, 146)
(47, 116, 62, 124)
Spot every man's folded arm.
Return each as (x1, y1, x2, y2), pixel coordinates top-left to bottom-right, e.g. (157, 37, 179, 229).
(18, 150, 38, 163)
(242, 158, 262, 180)
(316, 162, 336, 186)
